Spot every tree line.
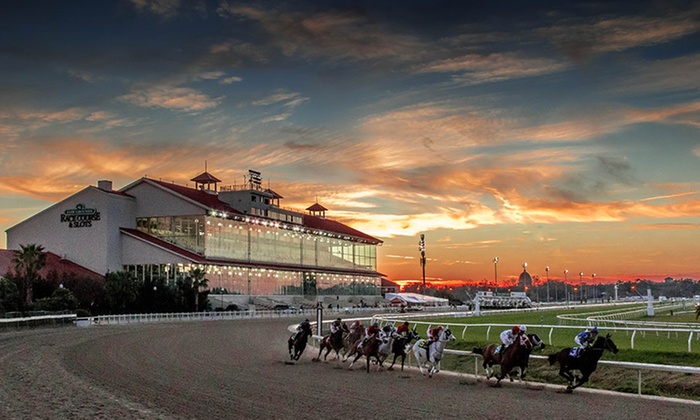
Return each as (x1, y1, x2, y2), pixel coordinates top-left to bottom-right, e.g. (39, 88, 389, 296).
(0, 244, 211, 317)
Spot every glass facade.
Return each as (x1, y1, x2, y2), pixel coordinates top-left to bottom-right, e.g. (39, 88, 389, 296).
(125, 263, 380, 297)
(133, 214, 381, 296)
(136, 215, 378, 272)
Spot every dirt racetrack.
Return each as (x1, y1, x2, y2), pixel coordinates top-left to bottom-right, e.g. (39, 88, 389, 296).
(1, 317, 698, 419)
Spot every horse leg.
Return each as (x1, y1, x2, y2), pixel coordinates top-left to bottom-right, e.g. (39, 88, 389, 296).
(559, 368, 575, 388)
(348, 352, 362, 369)
(570, 372, 590, 390)
(388, 353, 398, 371)
(415, 351, 426, 376)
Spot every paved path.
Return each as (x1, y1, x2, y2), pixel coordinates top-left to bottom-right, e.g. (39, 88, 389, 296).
(0, 318, 697, 419)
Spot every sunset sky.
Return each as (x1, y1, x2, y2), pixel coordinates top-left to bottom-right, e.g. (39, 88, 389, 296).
(1, 1, 699, 285)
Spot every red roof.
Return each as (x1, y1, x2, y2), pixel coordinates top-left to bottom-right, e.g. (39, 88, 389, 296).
(140, 178, 243, 215)
(264, 188, 284, 199)
(126, 178, 380, 245)
(0, 249, 103, 280)
(304, 215, 381, 244)
(190, 171, 221, 183)
(306, 203, 328, 212)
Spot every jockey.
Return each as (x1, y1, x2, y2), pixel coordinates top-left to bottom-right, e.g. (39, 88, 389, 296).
(329, 317, 342, 335)
(396, 321, 410, 337)
(381, 324, 394, 340)
(426, 325, 444, 360)
(293, 318, 311, 340)
(349, 320, 363, 334)
(428, 325, 443, 342)
(498, 325, 521, 354)
(575, 327, 598, 350)
(359, 322, 380, 348)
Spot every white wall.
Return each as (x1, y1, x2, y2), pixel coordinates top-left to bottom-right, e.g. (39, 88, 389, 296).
(124, 180, 205, 218)
(7, 186, 135, 275)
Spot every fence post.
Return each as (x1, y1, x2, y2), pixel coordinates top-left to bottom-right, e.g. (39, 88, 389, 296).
(631, 330, 636, 349)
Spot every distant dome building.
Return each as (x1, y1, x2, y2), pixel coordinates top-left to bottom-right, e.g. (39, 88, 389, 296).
(518, 265, 533, 290)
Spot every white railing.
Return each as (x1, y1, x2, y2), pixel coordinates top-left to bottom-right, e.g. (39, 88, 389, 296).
(442, 349, 700, 397)
(0, 314, 76, 329)
(301, 318, 700, 400)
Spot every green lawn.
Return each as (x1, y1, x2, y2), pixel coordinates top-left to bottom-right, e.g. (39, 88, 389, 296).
(382, 305, 700, 366)
(379, 306, 700, 399)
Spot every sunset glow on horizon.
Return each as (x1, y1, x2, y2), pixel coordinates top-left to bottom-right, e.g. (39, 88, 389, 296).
(1, 1, 699, 284)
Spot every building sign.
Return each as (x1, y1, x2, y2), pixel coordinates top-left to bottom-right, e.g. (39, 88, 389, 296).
(60, 204, 101, 228)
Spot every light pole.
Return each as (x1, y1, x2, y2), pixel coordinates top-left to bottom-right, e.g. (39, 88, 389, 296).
(591, 273, 596, 302)
(564, 269, 569, 306)
(419, 234, 426, 295)
(545, 266, 550, 302)
(493, 257, 499, 295)
(579, 272, 584, 303)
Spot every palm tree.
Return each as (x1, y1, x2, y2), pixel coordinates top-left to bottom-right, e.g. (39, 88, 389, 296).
(12, 243, 46, 309)
(190, 268, 209, 312)
(104, 271, 139, 314)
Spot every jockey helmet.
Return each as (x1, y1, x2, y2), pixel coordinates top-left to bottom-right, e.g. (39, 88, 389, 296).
(591, 327, 598, 334)
(354, 320, 360, 326)
(403, 321, 409, 326)
(519, 325, 527, 333)
(383, 325, 391, 332)
(304, 318, 309, 322)
(335, 317, 341, 322)
(512, 326, 521, 334)
(372, 322, 379, 327)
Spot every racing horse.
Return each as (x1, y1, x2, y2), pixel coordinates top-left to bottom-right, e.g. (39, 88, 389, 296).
(387, 328, 421, 371)
(315, 322, 350, 362)
(548, 334, 619, 392)
(412, 328, 456, 378)
(346, 334, 385, 373)
(473, 333, 545, 382)
(343, 323, 364, 357)
(288, 323, 313, 361)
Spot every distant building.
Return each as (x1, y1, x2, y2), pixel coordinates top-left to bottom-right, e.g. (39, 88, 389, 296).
(5, 170, 384, 305)
(518, 268, 533, 290)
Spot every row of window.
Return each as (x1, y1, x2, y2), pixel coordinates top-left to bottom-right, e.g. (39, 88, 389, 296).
(124, 263, 381, 296)
(136, 216, 377, 272)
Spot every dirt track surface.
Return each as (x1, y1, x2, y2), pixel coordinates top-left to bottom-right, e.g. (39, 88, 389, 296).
(1, 318, 698, 419)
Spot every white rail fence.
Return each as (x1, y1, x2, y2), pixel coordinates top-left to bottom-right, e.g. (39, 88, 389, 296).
(302, 315, 700, 399)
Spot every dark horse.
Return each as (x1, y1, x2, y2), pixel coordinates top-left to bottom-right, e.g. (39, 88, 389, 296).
(288, 324, 313, 361)
(346, 335, 384, 373)
(315, 322, 350, 362)
(473, 333, 542, 384)
(387, 329, 421, 371)
(548, 334, 619, 392)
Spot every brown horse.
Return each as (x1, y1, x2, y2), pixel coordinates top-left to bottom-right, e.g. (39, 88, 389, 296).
(345, 334, 384, 373)
(288, 323, 313, 361)
(315, 322, 350, 362)
(548, 334, 618, 392)
(472, 333, 535, 385)
(343, 323, 364, 357)
(387, 329, 421, 371)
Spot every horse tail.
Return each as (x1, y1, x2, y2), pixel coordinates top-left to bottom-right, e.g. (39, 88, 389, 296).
(472, 347, 483, 355)
(547, 353, 558, 365)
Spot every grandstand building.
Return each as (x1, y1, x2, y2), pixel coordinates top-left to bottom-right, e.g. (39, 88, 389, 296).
(5, 170, 384, 307)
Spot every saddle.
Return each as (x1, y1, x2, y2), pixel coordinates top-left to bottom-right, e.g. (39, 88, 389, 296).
(569, 347, 583, 358)
(419, 341, 431, 350)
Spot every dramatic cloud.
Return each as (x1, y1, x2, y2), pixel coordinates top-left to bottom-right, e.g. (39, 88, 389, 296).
(120, 85, 222, 112)
(420, 53, 569, 84)
(217, 3, 425, 62)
